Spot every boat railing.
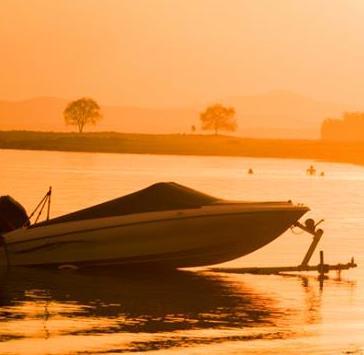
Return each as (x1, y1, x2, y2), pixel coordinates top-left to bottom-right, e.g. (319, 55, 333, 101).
(27, 187, 52, 226)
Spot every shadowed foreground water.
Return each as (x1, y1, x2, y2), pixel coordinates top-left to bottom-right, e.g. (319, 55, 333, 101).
(0, 267, 358, 354)
(0, 268, 284, 353)
(0, 149, 363, 354)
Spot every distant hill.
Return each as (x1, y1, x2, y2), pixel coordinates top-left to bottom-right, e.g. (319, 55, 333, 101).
(0, 92, 349, 138)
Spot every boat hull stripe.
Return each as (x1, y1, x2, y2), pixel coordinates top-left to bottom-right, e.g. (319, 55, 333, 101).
(6, 208, 307, 246)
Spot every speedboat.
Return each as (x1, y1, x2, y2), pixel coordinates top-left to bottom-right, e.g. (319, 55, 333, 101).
(0, 182, 309, 269)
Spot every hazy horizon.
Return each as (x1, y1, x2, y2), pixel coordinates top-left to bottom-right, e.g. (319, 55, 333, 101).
(0, 88, 349, 108)
(0, 90, 350, 138)
(0, 88, 352, 111)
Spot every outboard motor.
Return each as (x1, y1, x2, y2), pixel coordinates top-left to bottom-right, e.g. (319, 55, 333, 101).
(0, 196, 29, 234)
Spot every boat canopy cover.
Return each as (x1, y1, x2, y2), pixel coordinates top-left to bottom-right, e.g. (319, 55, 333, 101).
(0, 196, 29, 233)
(36, 182, 220, 227)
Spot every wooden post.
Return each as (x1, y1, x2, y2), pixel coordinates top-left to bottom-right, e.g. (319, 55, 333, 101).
(318, 250, 328, 278)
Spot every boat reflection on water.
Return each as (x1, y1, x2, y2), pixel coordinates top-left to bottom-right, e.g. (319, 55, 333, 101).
(0, 267, 284, 353)
(0, 267, 278, 328)
(0, 267, 358, 353)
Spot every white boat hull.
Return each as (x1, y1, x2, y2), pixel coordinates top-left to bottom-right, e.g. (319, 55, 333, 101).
(2, 203, 308, 268)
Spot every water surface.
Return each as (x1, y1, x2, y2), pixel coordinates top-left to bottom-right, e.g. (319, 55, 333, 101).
(0, 149, 363, 354)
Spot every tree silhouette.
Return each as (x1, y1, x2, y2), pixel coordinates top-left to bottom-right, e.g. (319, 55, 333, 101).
(200, 104, 237, 135)
(64, 97, 102, 133)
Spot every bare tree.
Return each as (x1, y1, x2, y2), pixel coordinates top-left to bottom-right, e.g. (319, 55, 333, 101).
(64, 97, 102, 133)
(200, 104, 237, 135)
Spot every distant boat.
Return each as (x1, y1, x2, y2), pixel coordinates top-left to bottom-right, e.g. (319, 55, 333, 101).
(247, 168, 254, 175)
(1, 183, 309, 269)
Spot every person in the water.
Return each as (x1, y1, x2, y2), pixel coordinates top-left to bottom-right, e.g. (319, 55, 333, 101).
(306, 165, 316, 176)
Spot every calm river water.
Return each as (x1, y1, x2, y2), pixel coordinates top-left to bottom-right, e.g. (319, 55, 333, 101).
(0, 149, 363, 354)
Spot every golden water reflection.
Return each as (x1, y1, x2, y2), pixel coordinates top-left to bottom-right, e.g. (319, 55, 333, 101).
(0, 267, 354, 354)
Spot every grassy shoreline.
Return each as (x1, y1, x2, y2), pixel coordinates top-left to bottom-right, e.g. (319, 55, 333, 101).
(1, 130, 364, 165)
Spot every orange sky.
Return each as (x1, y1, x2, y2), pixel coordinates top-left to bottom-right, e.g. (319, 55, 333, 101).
(1, 0, 364, 107)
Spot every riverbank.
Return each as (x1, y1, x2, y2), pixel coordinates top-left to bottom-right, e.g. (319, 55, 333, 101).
(1, 130, 363, 165)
